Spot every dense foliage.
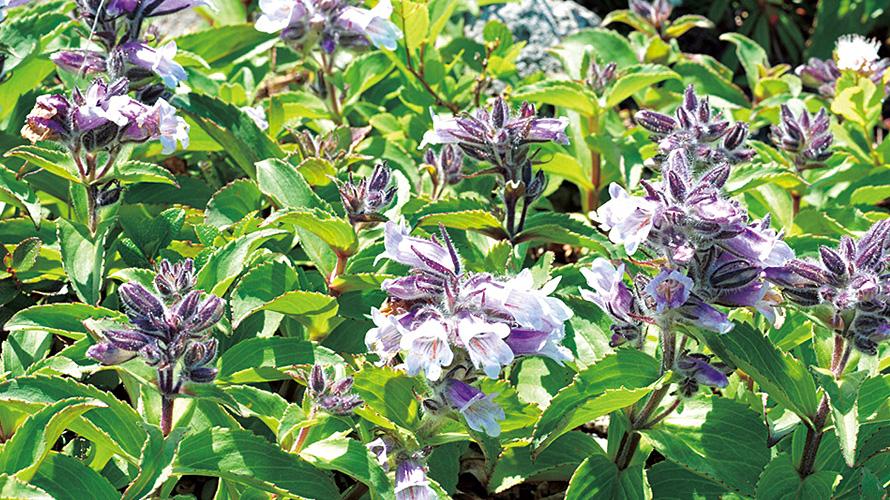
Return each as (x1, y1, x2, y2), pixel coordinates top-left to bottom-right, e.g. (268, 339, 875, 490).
(0, 0, 889, 498)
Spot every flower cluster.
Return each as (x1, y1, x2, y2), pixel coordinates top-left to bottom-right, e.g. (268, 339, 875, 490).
(87, 259, 224, 393)
(367, 222, 572, 435)
(636, 84, 754, 170)
(797, 34, 890, 97)
(422, 144, 464, 195)
(584, 86, 791, 366)
(628, 0, 672, 30)
(769, 105, 834, 170)
(765, 220, 890, 355)
(586, 59, 618, 93)
(22, 78, 189, 157)
(421, 97, 570, 237)
(334, 163, 396, 225)
(255, 0, 402, 54)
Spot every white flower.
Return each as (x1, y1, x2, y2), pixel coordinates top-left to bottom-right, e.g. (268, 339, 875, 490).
(835, 34, 881, 72)
(256, 0, 307, 33)
(153, 99, 190, 154)
(593, 183, 660, 256)
(240, 105, 269, 131)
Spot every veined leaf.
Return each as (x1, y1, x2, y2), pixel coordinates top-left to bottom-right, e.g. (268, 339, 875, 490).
(419, 210, 508, 240)
(216, 337, 342, 384)
(4, 144, 81, 183)
(565, 454, 646, 500)
(195, 228, 288, 296)
(30, 452, 120, 500)
(353, 364, 422, 432)
(205, 179, 264, 229)
(121, 424, 189, 500)
(300, 437, 395, 500)
(56, 219, 105, 306)
(5, 303, 126, 341)
(266, 208, 358, 257)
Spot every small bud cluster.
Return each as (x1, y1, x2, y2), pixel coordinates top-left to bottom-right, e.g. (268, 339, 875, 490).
(765, 220, 890, 355)
(797, 34, 889, 97)
(367, 222, 573, 436)
(255, 0, 403, 54)
(628, 0, 672, 30)
(586, 59, 618, 93)
(422, 144, 464, 194)
(420, 97, 569, 236)
(301, 364, 364, 415)
(769, 105, 834, 170)
(636, 85, 754, 170)
(334, 163, 397, 226)
(87, 259, 224, 394)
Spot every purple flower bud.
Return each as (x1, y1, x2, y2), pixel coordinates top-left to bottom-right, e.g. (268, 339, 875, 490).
(709, 259, 760, 290)
(770, 105, 834, 169)
(635, 110, 677, 136)
(119, 282, 166, 328)
(587, 60, 618, 92)
(154, 258, 197, 300)
(181, 293, 224, 336)
(336, 163, 397, 224)
(795, 58, 841, 97)
(308, 364, 327, 394)
(87, 341, 137, 365)
(51, 50, 107, 76)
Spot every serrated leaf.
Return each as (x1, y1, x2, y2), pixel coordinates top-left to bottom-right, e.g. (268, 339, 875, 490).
(254, 290, 340, 339)
(536, 152, 594, 190)
(56, 218, 105, 306)
(669, 60, 750, 108)
(719, 33, 768, 91)
(533, 349, 661, 454)
(223, 385, 288, 434)
(173, 93, 284, 179)
(702, 322, 819, 424)
(812, 368, 867, 467)
(0, 474, 54, 499)
(174, 24, 276, 67)
(173, 427, 339, 499)
(300, 437, 395, 500)
(0, 164, 41, 227)
(11, 237, 40, 272)
(231, 260, 302, 327)
(0, 397, 104, 481)
(512, 80, 597, 115)
(195, 229, 287, 296)
(490, 432, 603, 493)
(647, 461, 734, 500)
(664, 14, 714, 38)
(205, 179, 264, 229)
(99, 160, 178, 186)
(29, 452, 120, 500)
(642, 397, 771, 498)
(255, 158, 331, 211)
(418, 210, 508, 240)
(605, 65, 680, 108)
(352, 364, 422, 432)
(514, 224, 609, 255)
(551, 28, 639, 79)
(0, 376, 146, 463)
(565, 454, 646, 500)
(266, 208, 358, 256)
(216, 337, 343, 384)
(4, 303, 126, 340)
(725, 163, 807, 196)
(121, 425, 188, 500)
(4, 145, 81, 183)
(119, 207, 185, 262)
(754, 454, 837, 500)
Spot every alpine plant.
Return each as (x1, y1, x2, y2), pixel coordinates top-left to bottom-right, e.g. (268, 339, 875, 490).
(367, 221, 573, 436)
(582, 85, 793, 397)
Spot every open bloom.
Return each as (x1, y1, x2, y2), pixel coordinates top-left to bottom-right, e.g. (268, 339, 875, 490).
(835, 34, 881, 72)
(444, 379, 505, 436)
(119, 41, 188, 88)
(394, 458, 435, 500)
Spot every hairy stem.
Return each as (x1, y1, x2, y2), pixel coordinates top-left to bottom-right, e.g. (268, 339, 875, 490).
(86, 184, 98, 234)
(160, 394, 175, 436)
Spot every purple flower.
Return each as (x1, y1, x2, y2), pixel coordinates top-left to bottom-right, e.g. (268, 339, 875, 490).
(444, 379, 505, 436)
(675, 351, 731, 397)
(581, 258, 634, 322)
(335, 163, 397, 225)
(646, 268, 693, 313)
(587, 60, 617, 92)
(394, 458, 435, 500)
(154, 258, 197, 300)
(337, 0, 402, 51)
(51, 50, 107, 76)
(593, 183, 659, 256)
(423, 144, 464, 187)
(796, 58, 841, 97)
(629, 0, 672, 28)
(302, 364, 364, 415)
(378, 222, 460, 276)
(770, 105, 833, 169)
(365, 307, 404, 362)
(366, 436, 394, 471)
(118, 41, 187, 88)
(181, 338, 218, 383)
(106, 0, 216, 17)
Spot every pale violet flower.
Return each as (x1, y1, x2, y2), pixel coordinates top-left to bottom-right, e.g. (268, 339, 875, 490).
(594, 183, 658, 256)
(256, 0, 308, 33)
(646, 268, 694, 314)
(400, 318, 453, 381)
(457, 313, 513, 379)
(338, 0, 401, 51)
(394, 458, 435, 500)
(241, 104, 269, 131)
(120, 41, 187, 88)
(154, 99, 190, 154)
(835, 34, 881, 72)
(580, 258, 635, 323)
(444, 379, 505, 436)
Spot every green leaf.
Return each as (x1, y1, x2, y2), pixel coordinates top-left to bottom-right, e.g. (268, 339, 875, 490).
(99, 160, 178, 186)
(858, 374, 890, 419)
(330, 273, 392, 293)
(514, 224, 609, 255)
(641, 397, 771, 498)
(300, 437, 395, 500)
(29, 452, 120, 500)
(811, 368, 867, 467)
(4, 303, 127, 341)
(604, 65, 680, 108)
(173, 427, 339, 499)
(352, 364, 422, 431)
(173, 93, 284, 179)
(664, 14, 714, 38)
(719, 33, 768, 91)
(4, 144, 81, 183)
(11, 237, 40, 273)
(565, 454, 646, 500)
(0, 474, 54, 499)
(255, 158, 330, 211)
(533, 349, 661, 454)
(343, 51, 395, 106)
(121, 425, 188, 500)
(418, 210, 508, 240)
(0, 397, 105, 481)
(725, 163, 807, 196)
(703, 321, 819, 423)
(551, 28, 639, 78)
(267, 208, 358, 257)
(231, 260, 302, 327)
(490, 432, 603, 493)
(754, 454, 837, 500)
(601, 9, 656, 35)
(831, 77, 882, 130)
(647, 461, 734, 499)
(174, 24, 276, 67)
(0, 164, 41, 227)
(536, 152, 594, 190)
(512, 80, 597, 115)
(205, 179, 265, 229)
(669, 60, 750, 108)
(1, 331, 52, 378)
(195, 229, 288, 296)
(119, 207, 186, 262)
(249, 290, 340, 339)
(57, 218, 105, 306)
(216, 337, 342, 384)
(223, 385, 288, 434)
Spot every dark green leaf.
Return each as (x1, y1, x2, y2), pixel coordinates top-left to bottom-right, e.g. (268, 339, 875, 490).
(300, 437, 395, 500)
(353, 364, 422, 431)
(205, 179, 265, 229)
(30, 452, 120, 500)
(121, 425, 188, 500)
(57, 219, 105, 306)
(267, 208, 358, 256)
(754, 454, 837, 500)
(217, 337, 342, 384)
(195, 229, 288, 296)
(4, 303, 127, 341)
(565, 454, 646, 500)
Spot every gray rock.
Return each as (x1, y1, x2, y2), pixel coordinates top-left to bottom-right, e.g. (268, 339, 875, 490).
(465, 0, 601, 78)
